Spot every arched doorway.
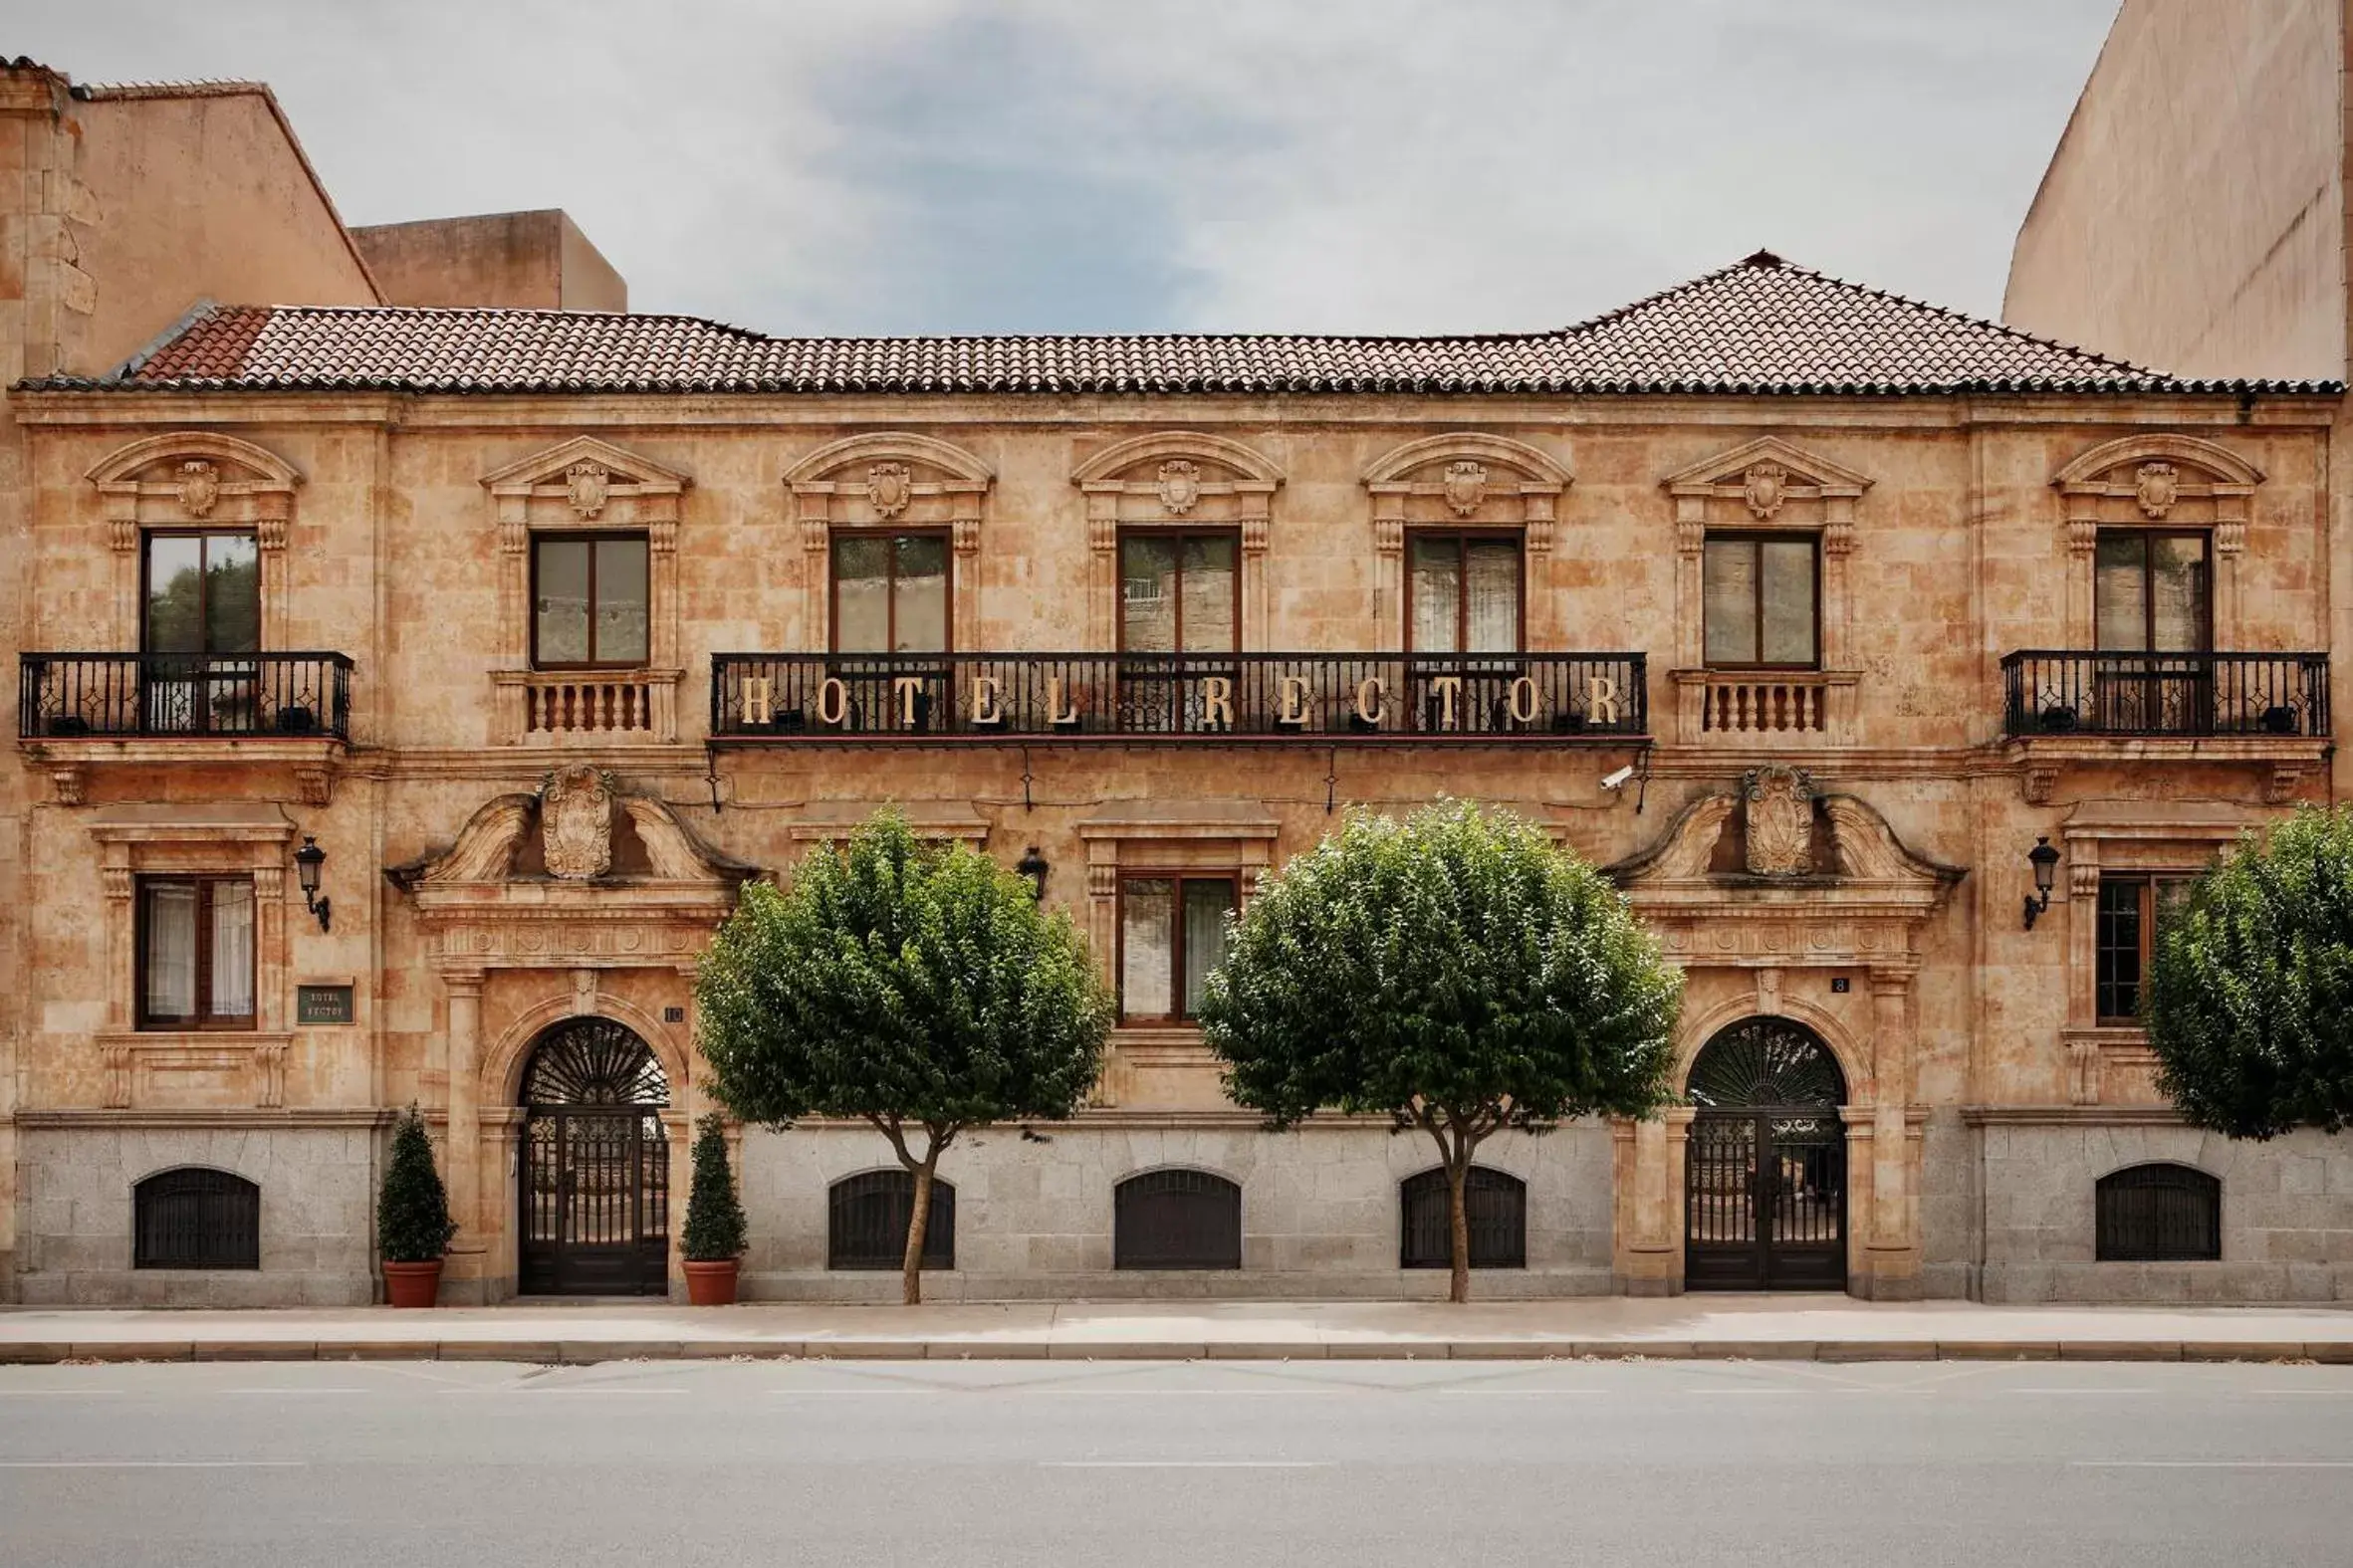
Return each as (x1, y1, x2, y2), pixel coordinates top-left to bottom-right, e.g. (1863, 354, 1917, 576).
(518, 1018, 671, 1296)
(1684, 1017, 1846, 1291)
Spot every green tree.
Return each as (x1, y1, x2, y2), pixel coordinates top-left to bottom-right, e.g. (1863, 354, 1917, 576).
(1200, 800, 1682, 1303)
(377, 1103, 457, 1263)
(694, 812, 1113, 1304)
(681, 1112, 749, 1261)
(2148, 805, 2353, 1139)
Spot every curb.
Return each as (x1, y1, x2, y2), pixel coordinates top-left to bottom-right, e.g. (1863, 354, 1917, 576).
(2, 1337, 2347, 1366)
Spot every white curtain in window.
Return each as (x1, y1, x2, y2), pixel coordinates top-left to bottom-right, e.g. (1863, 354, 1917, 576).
(210, 881, 256, 1019)
(143, 883, 199, 1019)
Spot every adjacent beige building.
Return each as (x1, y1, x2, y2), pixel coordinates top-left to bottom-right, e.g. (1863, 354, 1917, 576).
(3, 52, 2348, 1309)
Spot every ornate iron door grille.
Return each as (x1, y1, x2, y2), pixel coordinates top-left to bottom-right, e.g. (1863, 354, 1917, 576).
(1113, 1169, 1243, 1269)
(518, 1020, 671, 1296)
(1684, 1018, 1847, 1291)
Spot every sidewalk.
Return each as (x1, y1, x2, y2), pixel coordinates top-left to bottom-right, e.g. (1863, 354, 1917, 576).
(3, 1295, 2350, 1365)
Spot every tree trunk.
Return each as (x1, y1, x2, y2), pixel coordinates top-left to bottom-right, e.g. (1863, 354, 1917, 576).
(1446, 1156, 1472, 1305)
(901, 1157, 934, 1307)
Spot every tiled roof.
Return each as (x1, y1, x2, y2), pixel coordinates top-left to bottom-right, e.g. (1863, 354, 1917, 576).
(26, 251, 2336, 397)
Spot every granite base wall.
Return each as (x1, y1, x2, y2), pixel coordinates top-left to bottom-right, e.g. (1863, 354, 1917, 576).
(1978, 1122, 2353, 1303)
(13, 1126, 378, 1306)
(736, 1121, 1617, 1302)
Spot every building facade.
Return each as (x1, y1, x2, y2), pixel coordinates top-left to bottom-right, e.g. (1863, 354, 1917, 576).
(5, 56, 2351, 1309)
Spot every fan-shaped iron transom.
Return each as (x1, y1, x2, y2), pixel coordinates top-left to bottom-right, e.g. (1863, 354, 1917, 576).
(520, 1018, 669, 1106)
(1686, 1017, 1845, 1109)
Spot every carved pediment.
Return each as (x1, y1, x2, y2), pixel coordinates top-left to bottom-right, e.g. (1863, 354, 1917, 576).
(2051, 434, 2260, 530)
(1607, 784, 1964, 920)
(1662, 435, 1873, 505)
(1362, 433, 1571, 544)
(88, 432, 302, 545)
(1072, 432, 1283, 532)
(480, 435, 693, 504)
(388, 775, 756, 896)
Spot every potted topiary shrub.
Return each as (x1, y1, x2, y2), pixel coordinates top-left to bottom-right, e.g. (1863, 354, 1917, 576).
(680, 1112, 748, 1304)
(377, 1103, 457, 1307)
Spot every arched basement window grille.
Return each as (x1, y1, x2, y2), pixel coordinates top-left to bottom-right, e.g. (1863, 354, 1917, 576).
(827, 1171, 955, 1270)
(2095, 1163, 2221, 1261)
(133, 1168, 260, 1269)
(1399, 1166, 1529, 1269)
(1113, 1169, 1242, 1269)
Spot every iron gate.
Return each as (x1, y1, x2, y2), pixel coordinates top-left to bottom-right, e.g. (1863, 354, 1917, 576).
(517, 1019, 671, 1296)
(1684, 1018, 1847, 1291)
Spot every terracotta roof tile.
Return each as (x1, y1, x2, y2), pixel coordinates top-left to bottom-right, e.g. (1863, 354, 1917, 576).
(29, 251, 2334, 397)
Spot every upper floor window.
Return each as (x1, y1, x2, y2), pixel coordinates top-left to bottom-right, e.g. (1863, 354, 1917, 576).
(137, 876, 256, 1031)
(1119, 874, 1237, 1022)
(1409, 532, 1522, 653)
(2095, 530, 2210, 653)
(533, 535, 649, 668)
(142, 532, 259, 654)
(1704, 533, 1817, 667)
(1120, 532, 1238, 653)
(833, 532, 948, 653)
(2094, 872, 2193, 1024)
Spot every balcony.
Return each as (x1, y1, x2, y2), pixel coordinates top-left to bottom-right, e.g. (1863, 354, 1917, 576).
(2000, 650, 2330, 803)
(18, 652, 353, 804)
(710, 652, 1646, 743)
(490, 667, 684, 746)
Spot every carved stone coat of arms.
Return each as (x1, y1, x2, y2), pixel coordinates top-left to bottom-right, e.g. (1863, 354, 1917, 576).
(176, 459, 220, 519)
(541, 765, 615, 879)
(866, 462, 913, 520)
(1442, 460, 1488, 517)
(1155, 459, 1201, 515)
(1742, 765, 1816, 876)
(565, 461, 610, 520)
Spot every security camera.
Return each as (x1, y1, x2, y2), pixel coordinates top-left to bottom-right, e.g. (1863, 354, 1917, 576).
(1600, 765, 1636, 791)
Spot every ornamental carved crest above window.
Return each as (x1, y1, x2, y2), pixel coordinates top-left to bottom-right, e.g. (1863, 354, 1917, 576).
(176, 459, 220, 519)
(1742, 766, 1815, 876)
(565, 461, 611, 520)
(540, 765, 616, 880)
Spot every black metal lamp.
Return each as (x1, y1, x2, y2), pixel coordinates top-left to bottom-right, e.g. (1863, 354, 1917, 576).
(2022, 835, 2060, 931)
(1015, 845, 1050, 901)
(294, 834, 333, 933)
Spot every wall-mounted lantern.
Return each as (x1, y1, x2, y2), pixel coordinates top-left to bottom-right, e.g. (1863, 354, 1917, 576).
(2022, 836, 2060, 931)
(1015, 845, 1050, 901)
(294, 834, 333, 933)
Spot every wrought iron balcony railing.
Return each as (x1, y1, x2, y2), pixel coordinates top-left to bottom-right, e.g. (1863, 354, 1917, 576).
(711, 652, 1646, 742)
(19, 652, 355, 742)
(2001, 650, 2329, 740)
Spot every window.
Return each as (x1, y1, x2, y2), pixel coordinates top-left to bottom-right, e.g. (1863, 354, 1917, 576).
(2094, 874, 2194, 1024)
(1114, 1169, 1242, 1269)
(1120, 532, 1239, 652)
(2095, 531, 2211, 653)
(1408, 533, 1522, 652)
(2096, 1163, 2220, 1261)
(133, 1168, 260, 1269)
(1118, 876, 1237, 1021)
(1704, 534, 1818, 667)
(826, 1171, 955, 1270)
(136, 877, 256, 1030)
(142, 532, 260, 654)
(1399, 1167, 1528, 1269)
(832, 532, 949, 653)
(532, 535, 649, 668)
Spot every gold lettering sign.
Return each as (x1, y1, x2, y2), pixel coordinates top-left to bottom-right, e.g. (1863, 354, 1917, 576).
(1586, 675, 1619, 726)
(1046, 676, 1079, 727)
(1430, 675, 1462, 730)
(1200, 676, 1234, 730)
(1355, 678, 1385, 727)
(1279, 676, 1310, 727)
(817, 677, 849, 726)
(970, 675, 1002, 725)
(1507, 676, 1538, 724)
(741, 677, 773, 727)
(893, 675, 924, 726)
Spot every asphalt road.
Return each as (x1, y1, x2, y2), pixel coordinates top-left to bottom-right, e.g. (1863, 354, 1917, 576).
(3, 1356, 2351, 1567)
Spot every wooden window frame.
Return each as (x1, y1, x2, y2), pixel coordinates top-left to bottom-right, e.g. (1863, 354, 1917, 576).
(1702, 530, 1822, 670)
(829, 529, 954, 655)
(2093, 528, 2215, 654)
(1115, 528, 1243, 654)
(530, 532, 651, 670)
(1404, 529, 1526, 654)
(134, 875, 257, 1032)
(1115, 872, 1239, 1024)
(2093, 872, 2195, 1026)
(139, 528, 262, 655)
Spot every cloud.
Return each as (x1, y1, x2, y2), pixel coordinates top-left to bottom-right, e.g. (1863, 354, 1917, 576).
(8, 0, 2118, 333)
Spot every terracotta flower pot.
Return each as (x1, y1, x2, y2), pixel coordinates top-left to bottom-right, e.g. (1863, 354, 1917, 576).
(682, 1258, 741, 1306)
(381, 1258, 444, 1308)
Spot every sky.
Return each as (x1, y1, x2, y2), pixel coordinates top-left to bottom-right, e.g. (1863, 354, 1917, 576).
(10, 0, 2122, 336)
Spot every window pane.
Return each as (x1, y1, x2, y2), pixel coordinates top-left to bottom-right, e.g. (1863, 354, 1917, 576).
(143, 536, 206, 653)
(593, 539, 649, 665)
(1703, 539, 1758, 664)
(209, 881, 255, 1019)
(202, 535, 261, 654)
(1180, 536, 1238, 653)
(534, 541, 591, 664)
(1410, 537, 1461, 652)
(2094, 534, 2149, 652)
(1180, 880, 1237, 1016)
(2096, 877, 2144, 1021)
(1465, 541, 1522, 652)
(1759, 540, 1818, 665)
(142, 882, 199, 1020)
(2149, 535, 2210, 652)
(1120, 879, 1175, 1018)
(892, 535, 949, 653)
(1120, 537, 1178, 652)
(832, 536, 891, 653)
